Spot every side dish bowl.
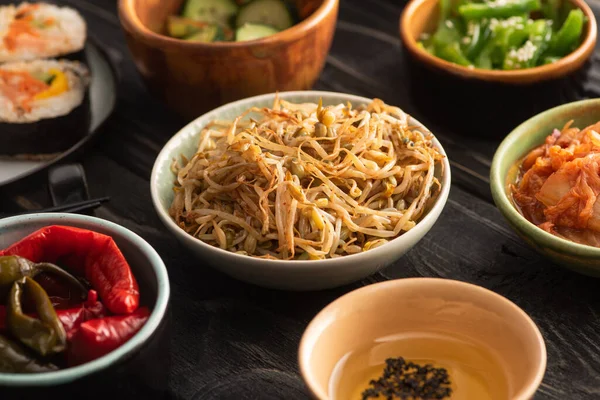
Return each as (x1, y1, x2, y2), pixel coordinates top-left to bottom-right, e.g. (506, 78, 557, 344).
(398, 0, 597, 138)
(299, 278, 547, 400)
(151, 91, 451, 291)
(400, 0, 597, 84)
(491, 98, 600, 276)
(0, 213, 170, 398)
(118, 0, 338, 119)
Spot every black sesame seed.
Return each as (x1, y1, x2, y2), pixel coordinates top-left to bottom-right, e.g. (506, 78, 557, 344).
(361, 357, 452, 400)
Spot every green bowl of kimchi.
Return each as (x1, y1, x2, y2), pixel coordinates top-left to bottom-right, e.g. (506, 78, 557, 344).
(491, 98, 600, 276)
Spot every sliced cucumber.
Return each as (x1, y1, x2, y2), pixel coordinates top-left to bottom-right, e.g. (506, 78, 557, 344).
(185, 24, 221, 42)
(236, 0, 293, 31)
(32, 71, 55, 84)
(182, 0, 238, 26)
(235, 23, 280, 41)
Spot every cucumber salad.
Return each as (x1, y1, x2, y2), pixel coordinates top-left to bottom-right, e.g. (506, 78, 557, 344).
(167, 0, 298, 42)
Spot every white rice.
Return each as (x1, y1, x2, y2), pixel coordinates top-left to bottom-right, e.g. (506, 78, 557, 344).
(0, 2, 86, 63)
(0, 59, 90, 123)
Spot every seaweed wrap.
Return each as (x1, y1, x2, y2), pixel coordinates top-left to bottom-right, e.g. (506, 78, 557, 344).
(0, 59, 91, 156)
(0, 2, 87, 63)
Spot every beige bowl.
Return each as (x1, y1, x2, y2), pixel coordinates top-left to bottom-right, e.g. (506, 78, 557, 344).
(299, 278, 547, 399)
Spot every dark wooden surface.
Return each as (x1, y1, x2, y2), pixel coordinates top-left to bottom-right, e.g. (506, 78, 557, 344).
(2, 0, 600, 399)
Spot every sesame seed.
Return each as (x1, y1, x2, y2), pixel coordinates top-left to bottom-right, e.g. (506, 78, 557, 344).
(508, 40, 537, 64)
(489, 16, 524, 31)
(467, 21, 476, 36)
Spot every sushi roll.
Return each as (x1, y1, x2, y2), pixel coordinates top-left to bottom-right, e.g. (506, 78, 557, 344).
(0, 2, 86, 63)
(0, 59, 91, 156)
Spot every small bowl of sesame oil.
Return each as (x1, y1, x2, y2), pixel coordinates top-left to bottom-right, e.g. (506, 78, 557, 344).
(298, 278, 546, 400)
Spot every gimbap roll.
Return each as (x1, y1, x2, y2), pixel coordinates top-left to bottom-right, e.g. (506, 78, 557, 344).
(0, 59, 91, 156)
(0, 2, 86, 63)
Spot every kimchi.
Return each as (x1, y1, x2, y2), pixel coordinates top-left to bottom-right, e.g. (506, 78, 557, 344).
(511, 120, 600, 247)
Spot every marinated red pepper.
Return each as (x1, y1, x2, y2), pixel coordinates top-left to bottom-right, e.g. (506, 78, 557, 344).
(0, 226, 140, 314)
(67, 306, 150, 366)
(0, 226, 150, 373)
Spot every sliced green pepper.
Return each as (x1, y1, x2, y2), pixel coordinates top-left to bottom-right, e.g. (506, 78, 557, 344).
(503, 20, 552, 69)
(0, 334, 58, 373)
(475, 41, 494, 68)
(0, 255, 86, 299)
(438, 0, 452, 28)
(546, 8, 585, 57)
(542, 56, 561, 64)
(7, 277, 67, 357)
(458, 0, 541, 20)
(541, 0, 561, 26)
(487, 17, 530, 67)
(437, 42, 473, 66)
(432, 18, 473, 66)
(463, 20, 493, 60)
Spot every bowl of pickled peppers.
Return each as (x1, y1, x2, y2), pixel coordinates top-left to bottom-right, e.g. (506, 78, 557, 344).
(0, 225, 152, 374)
(401, 0, 596, 82)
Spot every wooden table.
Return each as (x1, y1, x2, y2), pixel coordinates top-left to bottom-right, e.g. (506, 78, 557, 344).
(2, 0, 600, 399)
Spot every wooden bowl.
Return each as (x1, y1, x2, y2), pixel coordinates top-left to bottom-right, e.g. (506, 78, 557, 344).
(400, 0, 597, 84)
(118, 0, 338, 119)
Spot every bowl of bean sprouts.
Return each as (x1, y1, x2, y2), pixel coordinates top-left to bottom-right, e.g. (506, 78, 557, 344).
(151, 91, 451, 290)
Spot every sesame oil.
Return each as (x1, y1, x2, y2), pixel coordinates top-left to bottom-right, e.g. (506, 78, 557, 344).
(329, 332, 510, 400)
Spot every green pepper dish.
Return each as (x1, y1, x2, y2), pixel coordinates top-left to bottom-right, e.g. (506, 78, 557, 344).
(419, 0, 587, 70)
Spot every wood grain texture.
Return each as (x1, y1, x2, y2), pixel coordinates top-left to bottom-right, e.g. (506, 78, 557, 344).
(118, 0, 339, 119)
(3, 0, 600, 399)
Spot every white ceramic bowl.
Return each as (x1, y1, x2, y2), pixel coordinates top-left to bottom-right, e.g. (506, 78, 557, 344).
(151, 91, 451, 291)
(0, 213, 170, 390)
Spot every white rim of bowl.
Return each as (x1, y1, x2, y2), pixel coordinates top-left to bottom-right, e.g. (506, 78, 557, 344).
(0, 213, 170, 386)
(151, 91, 452, 269)
(298, 277, 547, 400)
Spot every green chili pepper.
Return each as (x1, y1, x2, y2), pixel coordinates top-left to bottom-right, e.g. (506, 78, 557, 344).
(7, 277, 67, 357)
(546, 8, 585, 57)
(464, 21, 493, 60)
(473, 17, 529, 68)
(437, 42, 473, 66)
(503, 20, 552, 69)
(541, 0, 561, 26)
(0, 334, 58, 373)
(0, 255, 86, 300)
(458, 0, 541, 20)
(475, 45, 494, 68)
(542, 56, 561, 64)
(438, 0, 452, 28)
(432, 18, 473, 66)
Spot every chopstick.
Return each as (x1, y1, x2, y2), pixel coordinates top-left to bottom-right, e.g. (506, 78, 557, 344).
(5, 196, 111, 217)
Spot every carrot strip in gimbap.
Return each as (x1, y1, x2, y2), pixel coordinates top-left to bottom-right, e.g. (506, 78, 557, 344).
(0, 59, 91, 156)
